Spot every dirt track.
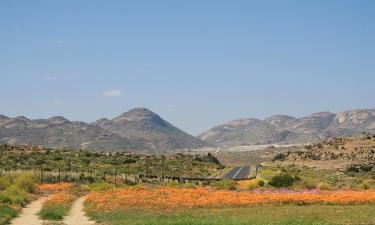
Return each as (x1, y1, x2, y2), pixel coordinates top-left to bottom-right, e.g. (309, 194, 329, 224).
(11, 195, 95, 225)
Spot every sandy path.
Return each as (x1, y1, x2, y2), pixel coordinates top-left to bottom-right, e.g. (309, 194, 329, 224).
(10, 196, 50, 225)
(63, 196, 95, 225)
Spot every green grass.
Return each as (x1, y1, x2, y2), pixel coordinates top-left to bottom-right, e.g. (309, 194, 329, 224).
(38, 204, 70, 221)
(0, 204, 17, 225)
(86, 204, 375, 225)
(210, 179, 237, 190)
(0, 173, 37, 224)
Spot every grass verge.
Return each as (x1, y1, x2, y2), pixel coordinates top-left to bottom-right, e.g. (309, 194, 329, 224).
(38, 192, 77, 221)
(86, 204, 375, 225)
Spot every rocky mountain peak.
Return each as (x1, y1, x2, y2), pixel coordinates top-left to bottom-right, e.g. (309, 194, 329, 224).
(48, 116, 70, 125)
(113, 107, 162, 123)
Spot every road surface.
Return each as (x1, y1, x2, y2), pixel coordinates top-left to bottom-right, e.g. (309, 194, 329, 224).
(222, 166, 250, 180)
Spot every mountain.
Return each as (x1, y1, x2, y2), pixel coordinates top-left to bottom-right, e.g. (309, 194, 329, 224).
(199, 109, 375, 146)
(0, 108, 204, 151)
(92, 108, 204, 150)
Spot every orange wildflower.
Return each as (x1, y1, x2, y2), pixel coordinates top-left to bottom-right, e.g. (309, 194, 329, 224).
(37, 183, 73, 193)
(86, 187, 375, 212)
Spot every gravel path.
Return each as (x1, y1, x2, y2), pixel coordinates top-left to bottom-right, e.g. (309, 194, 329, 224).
(63, 196, 95, 225)
(10, 196, 50, 225)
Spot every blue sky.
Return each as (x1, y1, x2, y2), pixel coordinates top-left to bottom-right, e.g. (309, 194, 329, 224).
(1, 0, 374, 135)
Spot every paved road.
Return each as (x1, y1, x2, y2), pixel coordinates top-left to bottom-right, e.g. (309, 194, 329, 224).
(222, 166, 250, 180)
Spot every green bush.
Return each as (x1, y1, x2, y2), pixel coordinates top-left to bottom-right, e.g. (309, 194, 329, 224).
(0, 185, 30, 206)
(210, 179, 237, 190)
(269, 173, 297, 188)
(273, 153, 286, 161)
(0, 177, 12, 191)
(359, 165, 373, 172)
(14, 173, 37, 193)
(257, 180, 265, 188)
(346, 166, 359, 173)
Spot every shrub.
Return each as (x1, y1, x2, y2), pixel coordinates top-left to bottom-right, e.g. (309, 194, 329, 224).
(346, 166, 359, 173)
(269, 173, 297, 188)
(257, 180, 265, 188)
(0, 185, 30, 206)
(14, 173, 37, 193)
(210, 179, 237, 190)
(273, 153, 286, 161)
(359, 165, 373, 172)
(89, 182, 116, 192)
(0, 177, 12, 191)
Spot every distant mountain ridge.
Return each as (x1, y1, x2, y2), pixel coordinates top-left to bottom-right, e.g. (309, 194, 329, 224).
(0, 108, 204, 151)
(198, 109, 375, 146)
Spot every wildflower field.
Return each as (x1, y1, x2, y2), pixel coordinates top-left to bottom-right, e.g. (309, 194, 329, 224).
(85, 186, 375, 225)
(86, 186, 375, 212)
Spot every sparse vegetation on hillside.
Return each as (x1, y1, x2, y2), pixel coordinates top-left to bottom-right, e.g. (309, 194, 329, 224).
(272, 135, 375, 171)
(0, 144, 223, 181)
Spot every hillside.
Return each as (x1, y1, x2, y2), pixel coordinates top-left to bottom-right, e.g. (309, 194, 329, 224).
(272, 134, 375, 170)
(199, 109, 375, 146)
(0, 108, 204, 151)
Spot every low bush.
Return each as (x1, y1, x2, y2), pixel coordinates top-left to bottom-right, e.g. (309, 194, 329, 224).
(359, 165, 373, 172)
(257, 180, 266, 188)
(273, 153, 286, 161)
(0, 177, 12, 191)
(269, 173, 298, 188)
(0, 185, 31, 206)
(14, 173, 37, 193)
(210, 179, 237, 190)
(346, 166, 359, 173)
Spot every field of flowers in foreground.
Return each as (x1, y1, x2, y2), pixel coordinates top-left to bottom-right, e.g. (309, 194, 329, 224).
(86, 186, 375, 212)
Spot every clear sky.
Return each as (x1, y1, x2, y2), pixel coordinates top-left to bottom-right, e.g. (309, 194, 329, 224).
(1, 0, 374, 135)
